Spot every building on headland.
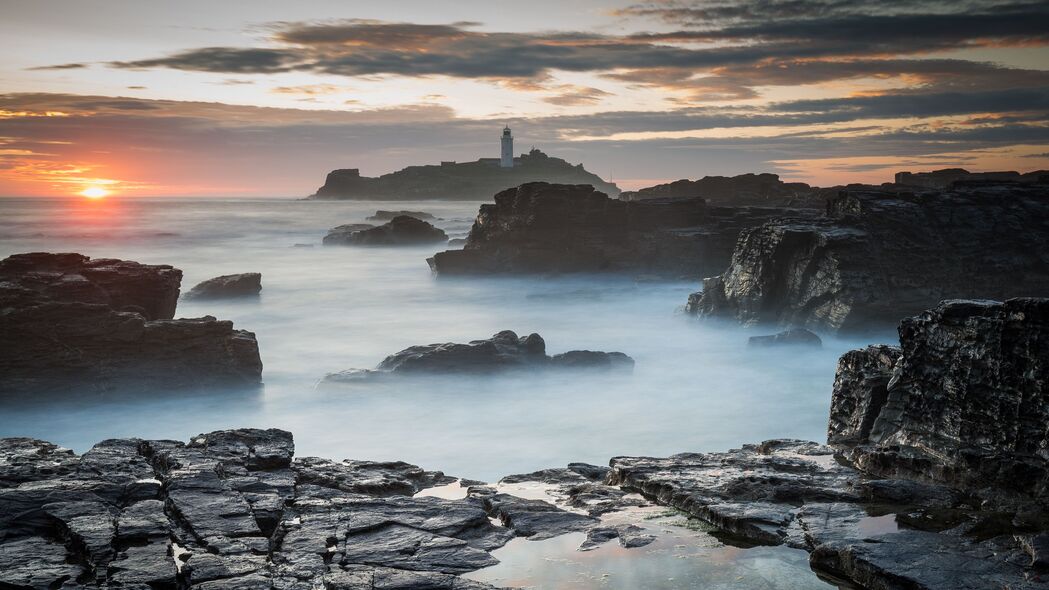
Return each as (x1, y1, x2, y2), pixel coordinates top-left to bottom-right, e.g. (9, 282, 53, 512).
(310, 125, 619, 199)
(500, 126, 514, 168)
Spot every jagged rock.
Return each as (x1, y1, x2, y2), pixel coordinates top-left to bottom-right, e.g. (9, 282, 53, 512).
(747, 328, 822, 348)
(579, 524, 655, 550)
(620, 172, 821, 207)
(830, 298, 1049, 505)
(367, 210, 435, 221)
(470, 489, 598, 540)
(0, 251, 181, 320)
(295, 457, 454, 496)
(182, 273, 262, 300)
(0, 252, 262, 394)
(322, 330, 633, 381)
(309, 148, 619, 200)
(331, 215, 448, 246)
(428, 182, 812, 278)
(692, 184, 1049, 331)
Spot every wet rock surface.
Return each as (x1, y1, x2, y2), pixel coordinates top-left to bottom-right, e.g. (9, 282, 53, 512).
(325, 215, 448, 246)
(693, 183, 1049, 331)
(428, 182, 812, 279)
(831, 298, 1049, 505)
(182, 273, 262, 300)
(323, 330, 633, 382)
(0, 252, 262, 394)
(0, 429, 544, 589)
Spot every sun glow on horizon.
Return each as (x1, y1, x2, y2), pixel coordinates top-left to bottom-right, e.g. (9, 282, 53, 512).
(79, 186, 110, 199)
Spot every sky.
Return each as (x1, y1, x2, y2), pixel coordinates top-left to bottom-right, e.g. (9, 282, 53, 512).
(1, 0, 1048, 197)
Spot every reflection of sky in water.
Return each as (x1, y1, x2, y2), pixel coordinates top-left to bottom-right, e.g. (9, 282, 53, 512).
(0, 197, 895, 484)
(465, 508, 832, 590)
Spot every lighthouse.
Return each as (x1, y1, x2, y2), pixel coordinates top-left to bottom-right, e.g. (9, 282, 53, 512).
(500, 125, 514, 168)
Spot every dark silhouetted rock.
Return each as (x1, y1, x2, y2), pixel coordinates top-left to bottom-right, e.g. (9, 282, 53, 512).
(894, 168, 1048, 189)
(367, 210, 435, 221)
(620, 172, 821, 207)
(429, 182, 810, 278)
(0, 252, 262, 394)
(692, 184, 1049, 332)
(328, 215, 448, 246)
(322, 330, 633, 381)
(309, 148, 619, 200)
(747, 328, 822, 348)
(830, 298, 1049, 505)
(183, 273, 261, 300)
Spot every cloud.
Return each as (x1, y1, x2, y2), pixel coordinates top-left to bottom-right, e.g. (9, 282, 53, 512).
(27, 62, 88, 71)
(542, 85, 613, 106)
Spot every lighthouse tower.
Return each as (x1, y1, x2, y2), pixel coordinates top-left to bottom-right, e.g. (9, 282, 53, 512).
(500, 126, 514, 168)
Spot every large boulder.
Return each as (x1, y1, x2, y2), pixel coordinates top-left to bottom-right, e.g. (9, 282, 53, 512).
(0, 252, 181, 320)
(0, 252, 262, 394)
(325, 216, 447, 246)
(829, 298, 1049, 504)
(692, 183, 1049, 332)
(428, 182, 810, 278)
(183, 273, 261, 300)
(321, 223, 375, 245)
(323, 330, 633, 381)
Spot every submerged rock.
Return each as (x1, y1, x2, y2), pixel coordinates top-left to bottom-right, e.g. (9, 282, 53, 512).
(325, 215, 448, 246)
(692, 183, 1049, 332)
(182, 272, 261, 300)
(747, 328, 822, 348)
(322, 330, 633, 381)
(0, 252, 262, 394)
(367, 210, 435, 221)
(428, 182, 812, 278)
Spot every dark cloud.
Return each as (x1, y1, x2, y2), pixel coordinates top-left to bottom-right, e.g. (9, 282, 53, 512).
(27, 62, 88, 71)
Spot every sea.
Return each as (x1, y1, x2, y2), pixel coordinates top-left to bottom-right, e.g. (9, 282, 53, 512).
(0, 196, 894, 589)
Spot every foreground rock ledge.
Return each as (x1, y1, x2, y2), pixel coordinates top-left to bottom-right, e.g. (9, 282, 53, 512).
(0, 428, 617, 589)
(0, 252, 262, 394)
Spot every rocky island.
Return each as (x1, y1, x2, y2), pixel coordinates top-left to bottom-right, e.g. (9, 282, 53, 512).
(4, 298, 1048, 589)
(0, 253, 263, 394)
(310, 148, 619, 200)
(691, 181, 1049, 332)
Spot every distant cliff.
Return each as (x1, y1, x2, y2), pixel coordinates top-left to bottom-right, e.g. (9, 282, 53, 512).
(309, 149, 619, 200)
(619, 172, 824, 207)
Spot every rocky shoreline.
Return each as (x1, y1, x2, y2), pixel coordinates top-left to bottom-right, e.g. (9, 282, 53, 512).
(4, 298, 1048, 589)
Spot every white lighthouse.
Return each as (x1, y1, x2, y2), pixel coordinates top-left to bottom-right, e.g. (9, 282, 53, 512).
(500, 125, 514, 168)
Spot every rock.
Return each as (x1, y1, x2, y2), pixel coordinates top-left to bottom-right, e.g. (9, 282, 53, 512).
(620, 172, 821, 207)
(830, 298, 1049, 505)
(692, 184, 1049, 331)
(333, 215, 448, 246)
(182, 273, 262, 300)
(322, 330, 633, 381)
(894, 168, 1048, 189)
(309, 148, 620, 200)
(580, 524, 655, 550)
(0, 428, 515, 589)
(0, 251, 181, 320)
(471, 490, 598, 540)
(747, 328, 822, 348)
(0, 252, 263, 394)
(322, 223, 376, 245)
(367, 210, 436, 221)
(428, 182, 813, 278)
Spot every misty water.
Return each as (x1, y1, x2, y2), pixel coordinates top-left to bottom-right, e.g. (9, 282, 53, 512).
(0, 196, 893, 589)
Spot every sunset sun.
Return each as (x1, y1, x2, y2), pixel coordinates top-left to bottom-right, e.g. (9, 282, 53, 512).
(79, 186, 110, 199)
